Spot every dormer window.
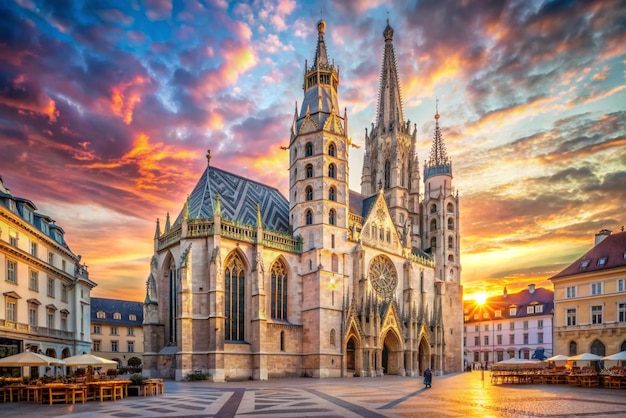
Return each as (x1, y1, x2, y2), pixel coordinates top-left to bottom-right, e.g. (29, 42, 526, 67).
(509, 307, 517, 316)
(8, 199, 16, 212)
(129, 314, 137, 321)
(113, 312, 121, 320)
(580, 260, 590, 268)
(597, 257, 607, 266)
(96, 311, 106, 319)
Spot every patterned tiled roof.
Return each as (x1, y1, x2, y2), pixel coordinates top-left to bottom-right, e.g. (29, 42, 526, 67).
(551, 230, 626, 279)
(174, 165, 290, 232)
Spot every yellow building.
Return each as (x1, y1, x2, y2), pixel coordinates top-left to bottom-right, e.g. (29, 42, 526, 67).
(91, 297, 144, 369)
(550, 229, 626, 356)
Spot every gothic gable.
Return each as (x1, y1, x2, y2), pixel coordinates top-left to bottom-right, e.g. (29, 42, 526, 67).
(380, 301, 404, 341)
(322, 110, 345, 135)
(360, 192, 402, 254)
(298, 114, 319, 135)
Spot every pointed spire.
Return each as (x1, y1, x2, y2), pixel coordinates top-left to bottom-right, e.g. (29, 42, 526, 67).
(313, 20, 329, 69)
(154, 218, 161, 239)
(424, 104, 452, 179)
(376, 19, 404, 133)
(165, 212, 171, 232)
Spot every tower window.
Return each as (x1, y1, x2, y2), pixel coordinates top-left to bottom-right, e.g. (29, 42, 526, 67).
(447, 202, 454, 212)
(305, 142, 313, 157)
(384, 160, 391, 188)
(328, 143, 336, 157)
(306, 210, 313, 225)
(329, 187, 336, 201)
(328, 163, 336, 178)
(448, 236, 453, 248)
(271, 261, 288, 321)
(225, 253, 246, 341)
(430, 219, 437, 231)
(306, 164, 313, 178)
(430, 204, 437, 213)
(329, 209, 336, 225)
(306, 186, 313, 201)
(448, 218, 454, 230)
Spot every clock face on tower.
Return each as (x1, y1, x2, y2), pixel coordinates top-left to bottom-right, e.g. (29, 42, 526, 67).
(368, 255, 397, 298)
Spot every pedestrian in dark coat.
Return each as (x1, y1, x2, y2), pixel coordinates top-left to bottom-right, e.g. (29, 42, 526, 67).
(423, 368, 432, 388)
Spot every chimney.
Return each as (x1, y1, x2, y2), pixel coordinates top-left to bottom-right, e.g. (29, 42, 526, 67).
(528, 284, 535, 294)
(595, 229, 611, 246)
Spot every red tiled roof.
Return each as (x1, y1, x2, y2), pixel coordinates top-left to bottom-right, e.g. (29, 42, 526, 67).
(551, 231, 626, 280)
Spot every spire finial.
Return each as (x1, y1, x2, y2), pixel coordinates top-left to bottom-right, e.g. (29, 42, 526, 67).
(206, 149, 211, 165)
(435, 98, 440, 120)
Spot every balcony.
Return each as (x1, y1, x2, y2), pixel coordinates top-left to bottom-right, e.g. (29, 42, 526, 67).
(0, 319, 75, 340)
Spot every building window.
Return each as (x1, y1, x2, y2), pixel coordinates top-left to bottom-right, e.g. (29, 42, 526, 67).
(495, 310, 502, 318)
(538, 332, 544, 344)
(94, 325, 101, 334)
(474, 336, 479, 346)
(618, 279, 625, 292)
(48, 252, 54, 265)
(448, 236, 453, 248)
(509, 334, 515, 344)
(270, 260, 288, 321)
(127, 327, 134, 336)
(535, 305, 543, 313)
(305, 142, 313, 156)
(538, 319, 544, 329)
(329, 187, 336, 201)
(61, 260, 66, 272)
(384, 160, 390, 188)
(328, 143, 335, 157)
(566, 286, 576, 298)
(496, 323, 502, 331)
(60, 315, 67, 331)
(9, 230, 18, 246)
(569, 341, 577, 356)
(523, 333, 529, 344)
(93, 340, 101, 351)
(7, 259, 17, 283)
(127, 341, 135, 353)
(225, 253, 246, 341)
(580, 260, 590, 268)
(484, 336, 489, 345)
(591, 282, 602, 295)
(305, 186, 313, 201)
(329, 209, 336, 225)
(591, 305, 603, 324)
(47, 312, 54, 329)
(527, 306, 534, 314)
(618, 303, 626, 322)
(47, 278, 55, 297)
(97, 311, 106, 319)
(30, 241, 38, 257)
(509, 307, 517, 316)
(597, 257, 607, 266)
(484, 324, 489, 331)
(61, 284, 68, 302)
(328, 163, 336, 178)
(305, 210, 313, 225)
(483, 313, 489, 319)
(111, 341, 119, 352)
(567, 308, 577, 326)
(29, 269, 39, 291)
(330, 328, 336, 346)
(448, 218, 454, 230)
(111, 327, 119, 336)
(509, 322, 515, 330)
(306, 164, 313, 178)
(523, 320, 529, 330)
(29, 305, 38, 326)
(129, 314, 137, 321)
(497, 335, 502, 345)
(113, 312, 121, 320)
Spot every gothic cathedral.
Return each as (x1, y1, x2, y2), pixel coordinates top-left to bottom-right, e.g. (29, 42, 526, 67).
(143, 20, 463, 381)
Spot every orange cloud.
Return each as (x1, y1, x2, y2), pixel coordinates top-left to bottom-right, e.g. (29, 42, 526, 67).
(111, 76, 148, 124)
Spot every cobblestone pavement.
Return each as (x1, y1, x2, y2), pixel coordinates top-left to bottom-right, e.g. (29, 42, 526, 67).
(3, 371, 626, 417)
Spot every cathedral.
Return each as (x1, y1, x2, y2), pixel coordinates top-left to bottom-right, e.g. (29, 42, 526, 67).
(143, 20, 463, 381)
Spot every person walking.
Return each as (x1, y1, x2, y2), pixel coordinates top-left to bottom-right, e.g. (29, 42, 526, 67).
(423, 368, 432, 388)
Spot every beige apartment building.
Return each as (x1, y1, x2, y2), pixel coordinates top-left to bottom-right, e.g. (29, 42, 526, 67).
(91, 297, 144, 368)
(551, 229, 626, 356)
(0, 176, 96, 376)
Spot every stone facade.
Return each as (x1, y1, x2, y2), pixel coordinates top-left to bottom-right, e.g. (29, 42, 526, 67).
(143, 20, 464, 381)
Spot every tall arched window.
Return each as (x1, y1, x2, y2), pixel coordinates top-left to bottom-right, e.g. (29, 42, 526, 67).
(329, 186, 336, 201)
(447, 202, 454, 212)
(329, 209, 336, 225)
(430, 219, 437, 231)
(225, 253, 245, 341)
(271, 260, 288, 321)
(431, 237, 436, 248)
(384, 160, 391, 188)
(306, 186, 313, 201)
(328, 143, 336, 157)
(306, 164, 313, 178)
(448, 236, 453, 248)
(328, 163, 336, 178)
(448, 218, 454, 230)
(168, 260, 177, 343)
(305, 210, 313, 225)
(305, 142, 313, 156)
(568, 341, 577, 356)
(590, 339, 606, 356)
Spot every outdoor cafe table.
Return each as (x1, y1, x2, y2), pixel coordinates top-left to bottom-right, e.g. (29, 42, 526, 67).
(87, 380, 131, 401)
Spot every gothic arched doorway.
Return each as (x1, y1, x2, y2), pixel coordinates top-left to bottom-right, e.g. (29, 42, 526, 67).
(381, 331, 402, 375)
(418, 336, 430, 373)
(346, 338, 356, 371)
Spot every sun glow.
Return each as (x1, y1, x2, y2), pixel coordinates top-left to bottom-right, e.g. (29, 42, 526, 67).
(473, 292, 488, 305)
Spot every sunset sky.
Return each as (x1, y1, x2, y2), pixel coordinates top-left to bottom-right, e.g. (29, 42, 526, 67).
(1, 0, 625, 302)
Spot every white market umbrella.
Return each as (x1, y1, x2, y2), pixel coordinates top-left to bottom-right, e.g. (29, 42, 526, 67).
(0, 351, 66, 367)
(546, 354, 569, 362)
(63, 353, 117, 367)
(603, 351, 626, 361)
(568, 353, 603, 361)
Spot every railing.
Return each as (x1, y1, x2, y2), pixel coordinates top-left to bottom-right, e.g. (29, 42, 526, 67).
(0, 319, 74, 339)
(348, 213, 363, 226)
(221, 221, 257, 244)
(158, 225, 182, 250)
(187, 219, 214, 237)
(262, 230, 302, 253)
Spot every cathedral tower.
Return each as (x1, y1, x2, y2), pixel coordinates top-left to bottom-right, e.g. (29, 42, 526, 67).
(422, 108, 460, 282)
(288, 20, 350, 376)
(361, 21, 421, 248)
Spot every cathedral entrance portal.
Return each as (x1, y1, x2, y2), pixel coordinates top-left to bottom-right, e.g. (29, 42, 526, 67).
(346, 338, 356, 371)
(381, 331, 402, 375)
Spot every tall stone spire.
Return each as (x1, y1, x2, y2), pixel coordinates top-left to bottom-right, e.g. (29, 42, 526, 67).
(313, 20, 329, 69)
(376, 19, 404, 134)
(424, 104, 452, 179)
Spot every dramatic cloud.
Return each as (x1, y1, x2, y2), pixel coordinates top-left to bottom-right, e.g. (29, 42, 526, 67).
(1, 0, 625, 301)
